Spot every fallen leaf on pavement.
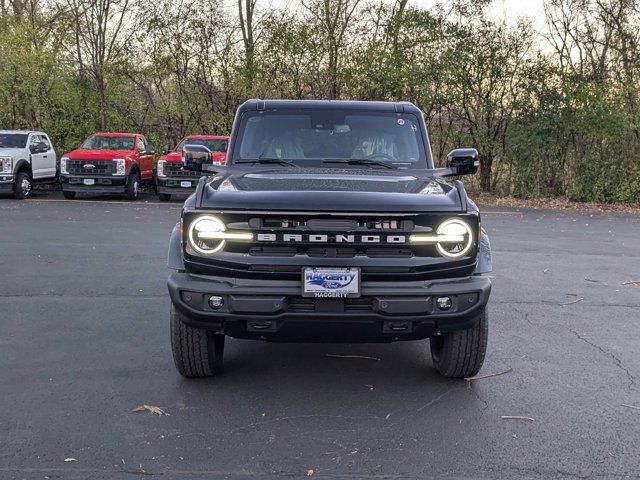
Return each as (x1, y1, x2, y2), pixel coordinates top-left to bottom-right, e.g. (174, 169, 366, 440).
(325, 354, 380, 361)
(501, 415, 535, 421)
(64, 458, 77, 462)
(465, 368, 512, 382)
(132, 404, 170, 416)
(623, 280, 640, 286)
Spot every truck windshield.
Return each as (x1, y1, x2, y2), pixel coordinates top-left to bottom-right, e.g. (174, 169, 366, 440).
(233, 109, 428, 169)
(82, 135, 135, 150)
(177, 138, 227, 153)
(0, 133, 28, 149)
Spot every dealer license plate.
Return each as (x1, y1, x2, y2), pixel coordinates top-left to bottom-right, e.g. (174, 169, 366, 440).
(180, 181, 191, 188)
(302, 267, 360, 298)
(83, 178, 95, 185)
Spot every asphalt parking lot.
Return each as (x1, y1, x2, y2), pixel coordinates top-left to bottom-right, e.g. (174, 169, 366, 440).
(1, 189, 639, 480)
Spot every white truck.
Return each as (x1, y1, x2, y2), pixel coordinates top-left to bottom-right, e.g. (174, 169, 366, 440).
(0, 130, 58, 199)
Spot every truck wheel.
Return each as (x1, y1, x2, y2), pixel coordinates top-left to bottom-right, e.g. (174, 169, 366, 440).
(170, 304, 224, 378)
(158, 193, 171, 202)
(125, 172, 140, 200)
(429, 308, 488, 378)
(13, 172, 32, 199)
(63, 191, 76, 200)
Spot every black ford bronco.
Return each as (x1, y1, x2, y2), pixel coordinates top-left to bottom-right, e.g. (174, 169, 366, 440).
(167, 100, 492, 378)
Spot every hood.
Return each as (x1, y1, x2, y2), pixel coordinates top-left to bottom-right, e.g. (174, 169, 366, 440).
(160, 151, 182, 162)
(66, 149, 133, 160)
(200, 168, 463, 213)
(0, 148, 27, 158)
(161, 151, 227, 164)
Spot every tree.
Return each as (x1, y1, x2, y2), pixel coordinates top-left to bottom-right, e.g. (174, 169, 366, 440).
(301, 0, 361, 99)
(66, 0, 135, 130)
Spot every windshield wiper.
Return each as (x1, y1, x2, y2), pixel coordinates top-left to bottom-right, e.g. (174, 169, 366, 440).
(235, 158, 299, 167)
(322, 159, 397, 169)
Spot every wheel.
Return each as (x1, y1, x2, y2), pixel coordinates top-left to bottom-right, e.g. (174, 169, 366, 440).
(170, 304, 224, 377)
(63, 190, 76, 199)
(158, 193, 171, 201)
(13, 172, 32, 199)
(125, 172, 140, 200)
(429, 308, 488, 378)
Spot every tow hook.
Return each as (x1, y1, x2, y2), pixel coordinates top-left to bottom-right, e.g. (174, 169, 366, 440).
(383, 321, 412, 333)
(248, 321, 277, 332)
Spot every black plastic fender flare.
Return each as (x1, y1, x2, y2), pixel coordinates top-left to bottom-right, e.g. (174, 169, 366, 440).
(13, 158, 32, 177)
(474, 228, 492, 274)
(167, 223, 185, 270)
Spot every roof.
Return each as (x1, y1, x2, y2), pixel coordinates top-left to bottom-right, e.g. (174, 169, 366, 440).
(91, 132, 141, 137)
(238, 99, 422, 115)
(183, 135, 229, 141)
(0, 130, 42, 135)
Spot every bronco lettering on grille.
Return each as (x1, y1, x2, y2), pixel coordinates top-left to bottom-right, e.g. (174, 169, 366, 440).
(256, 233, 406, 244)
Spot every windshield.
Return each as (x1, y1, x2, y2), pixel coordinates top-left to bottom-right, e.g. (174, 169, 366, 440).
(0, 133, 28, 149)
(177, 138, 227, 153)
(233, 109, 428, 169)
(82, 135, 136, 150)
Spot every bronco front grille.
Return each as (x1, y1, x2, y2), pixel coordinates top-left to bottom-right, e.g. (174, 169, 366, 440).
(184, 211, 478, 281)
(219, 214, 436, 259)
(67, 160, 116, 176)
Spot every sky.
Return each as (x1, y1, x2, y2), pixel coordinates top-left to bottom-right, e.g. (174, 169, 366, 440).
(261, 0, 547, 23)
(256, 0, 549, 33)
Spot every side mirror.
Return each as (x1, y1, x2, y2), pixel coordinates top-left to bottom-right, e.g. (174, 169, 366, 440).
(182, 144, 212, 172)
(162, 145, 170, 155)
(447, 148, 479, 176)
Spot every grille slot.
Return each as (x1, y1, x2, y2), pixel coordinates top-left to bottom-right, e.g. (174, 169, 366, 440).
(288, 297, 374, 313)
(164, 162, 198, 177)
(67, 160, 116, 175)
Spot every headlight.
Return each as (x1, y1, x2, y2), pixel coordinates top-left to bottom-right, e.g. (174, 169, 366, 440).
(1, 157, 13, 173)
(157, 160, 166, 177)
(113, 158, 126, 175)
(410, 218, 473, 258)
(187, 215, 253, 255)
(60, 157, 69, 174)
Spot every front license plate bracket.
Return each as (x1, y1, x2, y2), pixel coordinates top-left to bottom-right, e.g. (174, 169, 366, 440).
(302, 267, 360, 298)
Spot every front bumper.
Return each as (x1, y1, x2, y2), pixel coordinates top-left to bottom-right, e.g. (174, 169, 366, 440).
(0, 175, 14, 192)
(156, 176, 199, 195)
(61, 175, 127, 193)
(168, 273, 491, 342)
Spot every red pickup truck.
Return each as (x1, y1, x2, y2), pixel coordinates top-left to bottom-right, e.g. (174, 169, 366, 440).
(155, 135, 228, 201)
(60, 132, 154, 200)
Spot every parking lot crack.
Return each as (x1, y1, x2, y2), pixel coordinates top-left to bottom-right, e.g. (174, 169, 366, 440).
(415, 388, 453, 412)
(569, 328, 637, 392)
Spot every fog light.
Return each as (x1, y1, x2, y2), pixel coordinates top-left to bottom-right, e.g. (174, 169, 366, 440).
(436, 296, 452, 311)
(208, 296, 224, 310)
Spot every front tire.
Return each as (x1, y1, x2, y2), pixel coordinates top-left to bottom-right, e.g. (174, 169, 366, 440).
(170, 304, 224, 378)
(63, 190, 76, 200)
(125, 172, 140, 200)
(13, 172, 32, 199)
(430, 308, 488, 378)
